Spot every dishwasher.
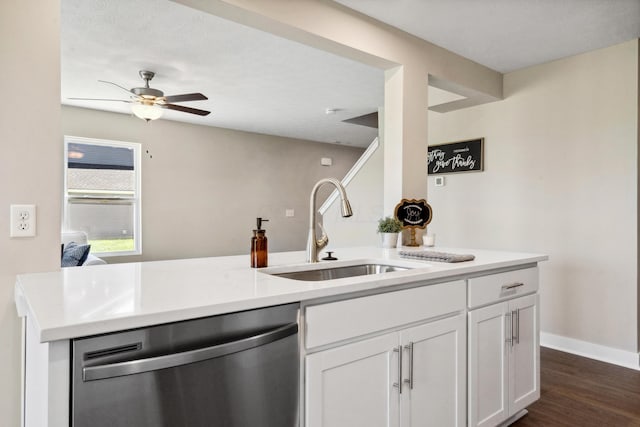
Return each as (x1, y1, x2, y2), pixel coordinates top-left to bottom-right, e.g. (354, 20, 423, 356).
(71, 303, 299, 427)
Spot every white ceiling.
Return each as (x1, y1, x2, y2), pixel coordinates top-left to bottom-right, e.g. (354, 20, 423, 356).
(61, 0, 640, 147)
(335, 0, 640, 73)
(61, 0, 383, 147)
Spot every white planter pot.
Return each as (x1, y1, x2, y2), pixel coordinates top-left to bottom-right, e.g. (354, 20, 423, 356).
(380, 232, 399, 248)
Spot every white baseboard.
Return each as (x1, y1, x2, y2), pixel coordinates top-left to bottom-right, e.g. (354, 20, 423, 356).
(541, 332, 640, 371)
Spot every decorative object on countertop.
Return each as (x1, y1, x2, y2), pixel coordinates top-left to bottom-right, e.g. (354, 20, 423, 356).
(394, 199, 432, 247)
(398, 249, 474, 263)
(423, 233, 436, 247)
(377, 216, 403, 249)
(251, 217, 269, 268)
(321, 251, 338, 261)
(307, 178, 353, 263)
(427, 138, 484, 175)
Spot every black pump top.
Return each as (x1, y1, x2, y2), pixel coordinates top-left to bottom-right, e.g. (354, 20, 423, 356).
(255, 217, 269, 231)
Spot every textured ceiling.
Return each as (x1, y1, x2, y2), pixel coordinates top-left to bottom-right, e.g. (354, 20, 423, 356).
(61, 0, 383, 147)
(334, 0, 640, 73)
(62, 0, 640, 147)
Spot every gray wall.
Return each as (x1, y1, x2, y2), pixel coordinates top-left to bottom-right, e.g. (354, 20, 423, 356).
(62, 105, 365, 262)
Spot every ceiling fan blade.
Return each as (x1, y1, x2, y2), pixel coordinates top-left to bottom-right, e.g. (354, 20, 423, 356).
(98, 79, 136, 95)
(162, 103, 211, 116)
(163, 93, 208, 103)
(67, 97, 131, 103)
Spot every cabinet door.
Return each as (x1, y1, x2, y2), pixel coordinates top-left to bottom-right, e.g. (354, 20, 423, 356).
(509, 294, 540, 415)
(400, 314, 466, 427)
(468, 302, 509, 427)
(306, 332, 400, 427)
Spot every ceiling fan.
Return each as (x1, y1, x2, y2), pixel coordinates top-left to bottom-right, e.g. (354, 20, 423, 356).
(69, 70, 211, 121)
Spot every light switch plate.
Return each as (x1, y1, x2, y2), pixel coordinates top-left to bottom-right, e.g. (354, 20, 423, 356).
(10, 204, 36, 237)
(434, 176, 445, 187)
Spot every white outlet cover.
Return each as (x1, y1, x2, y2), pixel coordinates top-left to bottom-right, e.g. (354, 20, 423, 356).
(10, 204, 36, 237)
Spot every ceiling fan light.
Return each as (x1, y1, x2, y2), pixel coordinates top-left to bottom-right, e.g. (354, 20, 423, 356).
(131, 103, 163, 121)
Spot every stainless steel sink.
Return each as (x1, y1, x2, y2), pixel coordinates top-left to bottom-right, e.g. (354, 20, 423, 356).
(270, 263, 409, 281)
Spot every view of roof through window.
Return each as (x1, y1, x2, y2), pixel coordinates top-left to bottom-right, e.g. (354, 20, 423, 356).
(67, 143, 135, 197)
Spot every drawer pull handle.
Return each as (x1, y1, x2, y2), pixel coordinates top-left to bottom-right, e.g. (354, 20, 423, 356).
(502, 282, 525, 291)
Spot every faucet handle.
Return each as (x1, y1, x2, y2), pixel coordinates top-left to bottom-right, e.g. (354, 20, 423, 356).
(322, 251, 338, 261)
(316, 222, 329, 250)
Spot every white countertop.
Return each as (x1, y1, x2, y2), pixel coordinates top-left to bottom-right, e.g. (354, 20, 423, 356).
(15, 246, 547, 343)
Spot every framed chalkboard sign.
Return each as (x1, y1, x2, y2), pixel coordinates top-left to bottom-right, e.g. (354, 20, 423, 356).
(394, 199, 432, 246)
(394, 199, 432, 229)
(427, 138, 484, 175)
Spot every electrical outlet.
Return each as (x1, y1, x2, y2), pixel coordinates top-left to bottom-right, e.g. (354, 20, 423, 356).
(10, 204, 36, 237)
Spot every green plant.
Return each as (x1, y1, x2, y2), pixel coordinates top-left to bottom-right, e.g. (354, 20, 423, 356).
(377, 216, 403, 233)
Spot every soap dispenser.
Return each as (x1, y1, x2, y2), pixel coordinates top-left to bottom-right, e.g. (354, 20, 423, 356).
(251, 217, 269, 268)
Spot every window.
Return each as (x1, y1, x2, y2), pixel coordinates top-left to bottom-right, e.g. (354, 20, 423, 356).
(64, 136, 141, 256)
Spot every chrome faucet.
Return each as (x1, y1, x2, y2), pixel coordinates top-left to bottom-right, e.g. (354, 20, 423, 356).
(307, 178, 353, 263)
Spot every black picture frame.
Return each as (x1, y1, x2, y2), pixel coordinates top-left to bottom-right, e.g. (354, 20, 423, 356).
(427, 138, 484, 175)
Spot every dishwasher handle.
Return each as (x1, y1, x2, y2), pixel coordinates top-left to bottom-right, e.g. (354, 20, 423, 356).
(83, 322, 298, 382)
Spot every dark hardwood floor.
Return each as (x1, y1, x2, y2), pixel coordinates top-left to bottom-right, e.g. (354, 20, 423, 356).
(513, 347, 640, 426)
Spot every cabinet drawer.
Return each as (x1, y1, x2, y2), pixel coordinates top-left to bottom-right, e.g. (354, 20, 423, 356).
(467, 267, 538, 309)
(305, 280, 465, 349)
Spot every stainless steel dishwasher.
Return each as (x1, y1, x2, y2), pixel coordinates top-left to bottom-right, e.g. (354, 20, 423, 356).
(71, 303, 299, 427)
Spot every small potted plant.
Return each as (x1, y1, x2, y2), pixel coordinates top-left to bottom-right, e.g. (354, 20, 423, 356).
(377, 216, 403, 248)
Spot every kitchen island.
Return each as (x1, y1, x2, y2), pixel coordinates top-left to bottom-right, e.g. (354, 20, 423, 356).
(15, 246, 547, 427)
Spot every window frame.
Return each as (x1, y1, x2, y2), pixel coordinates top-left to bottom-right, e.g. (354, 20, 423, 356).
(63, 135, 142, 257)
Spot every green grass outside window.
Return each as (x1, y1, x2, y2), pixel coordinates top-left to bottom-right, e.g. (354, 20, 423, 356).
(89, 238, 134, 253)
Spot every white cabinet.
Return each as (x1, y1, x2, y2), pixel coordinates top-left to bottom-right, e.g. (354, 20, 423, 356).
(468, 293, 539, 427)
(399, 315, 466, 427)
(306, 332, 399, 427)
(306, 314, 466, 427)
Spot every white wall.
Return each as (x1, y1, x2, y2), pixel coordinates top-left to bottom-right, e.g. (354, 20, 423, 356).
(428, 40, 639, 354)
(0, 1, 61, 426)
(62, 106, 364, 262)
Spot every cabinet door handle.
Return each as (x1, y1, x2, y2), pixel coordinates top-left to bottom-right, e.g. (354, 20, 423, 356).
(403, 342, 414, 390)
(505, 311, 513, 347)
(515, 309, 520, 344)
(393, 345, 403, 394)
(511, 310, 518, 347)
(502, 282, 525, 291)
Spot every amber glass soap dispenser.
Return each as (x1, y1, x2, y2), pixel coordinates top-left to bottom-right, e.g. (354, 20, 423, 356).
(251, 217, 269, 268)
